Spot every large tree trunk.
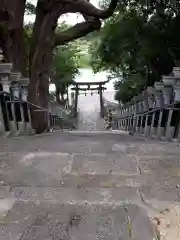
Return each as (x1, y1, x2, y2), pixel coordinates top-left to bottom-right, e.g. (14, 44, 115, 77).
(0, 0, 118, 134)
(28, 4, 61, 133)
(1, 0, 28, 75)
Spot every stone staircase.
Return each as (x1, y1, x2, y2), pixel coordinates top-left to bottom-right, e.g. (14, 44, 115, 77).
(1, 130, 180, 239)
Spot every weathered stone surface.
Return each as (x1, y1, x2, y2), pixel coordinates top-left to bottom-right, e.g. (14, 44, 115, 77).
(0, 93, 180, 239)
(0, 201, 156, 240)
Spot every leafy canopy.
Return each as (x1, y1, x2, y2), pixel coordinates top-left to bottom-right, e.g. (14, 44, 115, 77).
(91, 0, 180, 103)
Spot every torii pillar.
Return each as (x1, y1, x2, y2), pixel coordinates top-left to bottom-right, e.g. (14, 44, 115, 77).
(74, 84, 79, 116)
(99, 83, 104, 117)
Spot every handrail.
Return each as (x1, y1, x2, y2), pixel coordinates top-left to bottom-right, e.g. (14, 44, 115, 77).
(114, 101, 180, 121)
(0, 90, 70, 116)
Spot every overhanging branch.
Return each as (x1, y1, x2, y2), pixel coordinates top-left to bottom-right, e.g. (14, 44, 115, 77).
(55, 19, 101, 46)
(62, 0, 118, 19)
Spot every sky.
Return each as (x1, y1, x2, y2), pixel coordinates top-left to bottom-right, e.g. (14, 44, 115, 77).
(25, 0, 99, 25)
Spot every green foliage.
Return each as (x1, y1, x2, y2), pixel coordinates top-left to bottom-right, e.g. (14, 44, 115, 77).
(25, 2, 36, 15)
(91, 0, 180, 103)
(52, 44, 80, 96)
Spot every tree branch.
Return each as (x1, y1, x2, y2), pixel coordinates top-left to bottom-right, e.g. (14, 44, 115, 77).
(64, 0, 118, 19)
(55, 19, 101, 46)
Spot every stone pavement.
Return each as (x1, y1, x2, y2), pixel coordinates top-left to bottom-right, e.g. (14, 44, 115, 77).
(0, 131, 180, 239)
(77, 94, 104, 130)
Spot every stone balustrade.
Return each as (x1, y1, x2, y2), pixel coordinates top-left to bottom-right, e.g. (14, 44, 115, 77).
(115, 67, 180, 142)
(0, 63, 68, 137)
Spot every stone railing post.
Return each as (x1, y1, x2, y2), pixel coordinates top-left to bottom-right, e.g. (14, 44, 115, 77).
(157, 76, 175, 139)
(9, 72, 21, 136)
(150, 82, 163, 137)
(20, 77, 33, 134)
(0, 63, 12, 135)
(130, 97, 137, 133)
(122, 105, 126, 130)
(126, 103, 131, 131)
(142, 89, 151, 137)
(129, 103, 134, 131)
(137, 95, 144, 134)
(123, 104, 128, 131)
(134, 96, 140, 133)
(163, 74, 177, 141)
(145, 87, 155, 138)
(173, 68, 180, 141)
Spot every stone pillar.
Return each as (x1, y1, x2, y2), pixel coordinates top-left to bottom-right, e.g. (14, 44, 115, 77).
(0, 63, 13, 135)
(133, 97, 140, 133)
(74, 84, 79, 116)
(9, 73, 22, 135)
(20, 78, 31, 134)
(174, 78, 180, 102)
(126, 104, 130, 131)
(142, 90, 151, 137)
(130, 101, 136, 133)
(165, 109, 174, 140)
(157, 76, 174, 139)
(128, 104, 133, 131)
(138, 98, 145, 134)
(169, 72, 180, 140)
(150, 82, 163, 137)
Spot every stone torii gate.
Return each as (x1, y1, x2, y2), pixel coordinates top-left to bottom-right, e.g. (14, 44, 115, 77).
(71, 80, 108, 117)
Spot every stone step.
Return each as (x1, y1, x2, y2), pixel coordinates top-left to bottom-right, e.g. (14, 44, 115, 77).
(0, 151, 142, 187)
(69, 130, 129, 135)
(10, 186, 141, 203)
(0, 195, 157, 240)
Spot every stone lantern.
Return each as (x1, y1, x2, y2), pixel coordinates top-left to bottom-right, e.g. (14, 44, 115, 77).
(20, 78, 29, 101)
(141, 90, 149, 111)
(151, 82, 164, 136)
(173, 67, 180, 79)
(0, 63, 13, 93)
(0, 63, 12, 74)
(11, 82, 21, 99)
(162, 75, 175, 105)
(135, 94, 143, 113)
(173, 71, 180, 102)
(146, 86, 155, 109)
(154, 82, 164, 108)
(0, 63, 13, 135)
(133, 96, 139, 114)
(9, 72, 21, 100)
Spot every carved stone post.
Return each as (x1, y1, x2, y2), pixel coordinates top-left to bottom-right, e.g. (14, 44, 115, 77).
(173, 69, 180, 140)
(160, 75, 176, 140)
(133, 96, 140, 133)
(142, 90, 151, 137)
(128, 103, 133, 131)
(126, 103, 130, 131)
(136, 95, 144, 134)
(0, 63, 12, 135)
(121, 105, 125, 130)
(150, 82, 163, 137)
(145, 87, 155, 137)
(9, 72, 21, 135)
(131, 98, 137, 133)
(20, 78, 32, 134)
(157, 76, 174, 139)
(124, 103, 129, 131)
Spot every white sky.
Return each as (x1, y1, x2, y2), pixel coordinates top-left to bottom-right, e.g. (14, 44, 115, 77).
(25, 0, 99, 25)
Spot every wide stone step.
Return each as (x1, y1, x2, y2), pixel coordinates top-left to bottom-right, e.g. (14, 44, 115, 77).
(10, 186, 140, 203)
(0, 151, 142, 188)
(0, 197, 157, 240)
